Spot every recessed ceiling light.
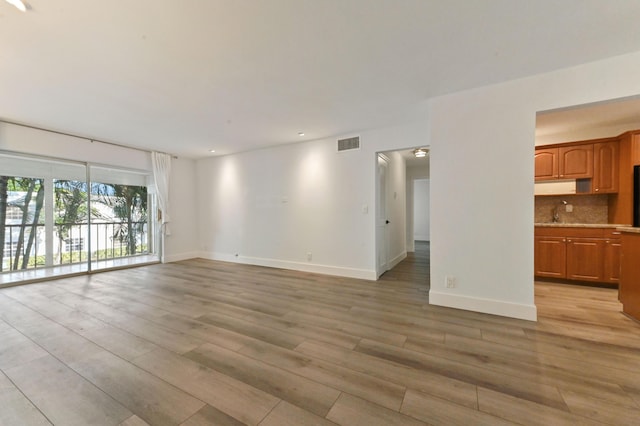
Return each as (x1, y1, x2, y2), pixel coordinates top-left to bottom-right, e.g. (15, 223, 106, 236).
(298, 132, 305, 136)
(5, 0, 27, 12)
(209, 149, 216, 153)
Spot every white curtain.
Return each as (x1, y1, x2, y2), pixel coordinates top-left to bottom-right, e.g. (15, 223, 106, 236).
(152, 152, 172, 239)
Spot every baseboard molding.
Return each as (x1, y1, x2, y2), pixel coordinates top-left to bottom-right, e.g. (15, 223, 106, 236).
(164, 251, 200, 263)
(197, 251, 377, 280)
(429, 290, 537, 321)
(413, 234, 430, 241)
(388, 251, 407, 270)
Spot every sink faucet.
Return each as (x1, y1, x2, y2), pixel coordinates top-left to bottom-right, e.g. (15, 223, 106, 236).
(553, 200, 568, 223)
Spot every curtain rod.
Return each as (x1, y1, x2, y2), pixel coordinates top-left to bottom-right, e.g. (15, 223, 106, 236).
(0, 118, 178, 159)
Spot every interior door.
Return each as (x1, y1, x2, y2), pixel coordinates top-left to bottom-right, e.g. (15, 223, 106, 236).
(377, 154, 389, 277)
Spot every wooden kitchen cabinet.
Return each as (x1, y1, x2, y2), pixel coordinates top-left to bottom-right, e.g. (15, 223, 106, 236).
(566, 238, 604, 282)
(593, 141, 619, 193)
(603, 238, 621, 283)
(535, 148, 559, 181)
(534, 236, 566, 278)
(534, 143, 594, 181)
(534, 226, 620, 284)
(559, 144, 593, 179)
(620, 230, 640, 320)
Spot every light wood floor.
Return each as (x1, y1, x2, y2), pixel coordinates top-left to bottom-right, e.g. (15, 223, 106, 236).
(1, 241, 640, 425)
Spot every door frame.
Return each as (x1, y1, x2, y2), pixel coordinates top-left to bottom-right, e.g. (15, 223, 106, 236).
(376, 153, 390, 277)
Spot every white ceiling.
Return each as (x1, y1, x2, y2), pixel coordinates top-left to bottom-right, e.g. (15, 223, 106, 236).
(3, 1, 640, 158)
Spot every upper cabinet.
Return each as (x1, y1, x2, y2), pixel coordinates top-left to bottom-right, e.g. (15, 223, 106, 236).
(559, 144, 593, 179)
(593, 141, 619, 193)
(535, 144, 594, 181)
(535, 140, 618, 195)
(534, 149, 559, 181)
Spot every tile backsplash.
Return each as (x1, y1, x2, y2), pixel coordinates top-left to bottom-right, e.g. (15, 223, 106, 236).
(534, 195, 609, 224)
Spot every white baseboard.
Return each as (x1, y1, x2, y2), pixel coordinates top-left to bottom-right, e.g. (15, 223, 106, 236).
(429, 290, 537, 321)
(197, 251, 377, 280)
(388, 251, 407, 270)
(164, 251, 200, 263)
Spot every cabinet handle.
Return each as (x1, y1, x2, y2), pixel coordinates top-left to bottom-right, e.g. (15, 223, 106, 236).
(567, 239, 572, 243)
(595, 188, 599, 191)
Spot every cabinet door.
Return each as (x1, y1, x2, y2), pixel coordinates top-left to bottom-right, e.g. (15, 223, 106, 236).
(534, 236, 566, 278)
(593, 142, 619, 193)
(534, 148, 558, 181)
(603, 239, 621, 283)
(566, 238, 604, 282)
(559, 144, 593, 179)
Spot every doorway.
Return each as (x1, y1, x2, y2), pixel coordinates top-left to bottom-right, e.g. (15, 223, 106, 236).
(375, 147, 430, 283)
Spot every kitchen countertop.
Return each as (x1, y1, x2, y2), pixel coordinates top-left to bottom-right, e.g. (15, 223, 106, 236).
(617, 226, 640, 234)
(534, 223, 630, 228)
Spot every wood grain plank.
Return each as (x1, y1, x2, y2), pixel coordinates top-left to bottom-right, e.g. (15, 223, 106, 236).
(295, 339, 479, 409)
(326, 393, 427, 426)
(184, 342, 340, 417)
(0, 370, 52, 426)
(68, 351, 206, 426)
(355, 338, 568, 410)
(0, 319, 49, 370)
(258, 401, 338, 426)
(238, 338, 405, 411)
(180, 405, 246, 426)
(119, 415, 151, 426)
(401, 389, 516, 426)
(131, 348, 279, 425)
(4, 355, 132, 426)
(477, 387, 606, 426)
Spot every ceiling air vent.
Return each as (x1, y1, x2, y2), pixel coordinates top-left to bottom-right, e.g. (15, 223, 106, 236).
(337, 136, 360, 152)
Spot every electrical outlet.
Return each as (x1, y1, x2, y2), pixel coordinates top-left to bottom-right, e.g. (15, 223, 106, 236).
(446, 276, 456, 288)
(307, 252, 312, 261)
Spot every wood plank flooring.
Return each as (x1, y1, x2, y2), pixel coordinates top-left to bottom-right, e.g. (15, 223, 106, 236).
(1, 241, 640, 425)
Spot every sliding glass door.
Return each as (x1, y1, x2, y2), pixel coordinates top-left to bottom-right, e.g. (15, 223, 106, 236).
(0, 152, 158, 283)
(89, 165, 157, 271)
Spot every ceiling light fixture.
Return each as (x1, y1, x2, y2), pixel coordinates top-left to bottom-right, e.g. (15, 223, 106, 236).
(413, 148, 429, 158)
(209, 149, 216, 153)
(298, 132, 305, 136)
(5, 0, 27, 12)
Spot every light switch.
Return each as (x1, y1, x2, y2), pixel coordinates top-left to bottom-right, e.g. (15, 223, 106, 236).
(362, 204, 368, 214)
(566, 204, 573, 212)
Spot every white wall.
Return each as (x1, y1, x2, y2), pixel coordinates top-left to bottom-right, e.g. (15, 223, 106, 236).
(428, 50, 640, 321)
(196, 119, 428, 280)
(413, 179, 430, 241)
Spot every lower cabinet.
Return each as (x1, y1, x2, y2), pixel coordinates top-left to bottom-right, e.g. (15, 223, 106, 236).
(534, 236, 566, 278)
(534, 227, 620, 284)
(603, 239, 621, 283)
(566, 238, 604, 281)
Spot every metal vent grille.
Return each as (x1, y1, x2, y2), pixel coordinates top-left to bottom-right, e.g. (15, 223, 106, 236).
(337, 136, 360, 152)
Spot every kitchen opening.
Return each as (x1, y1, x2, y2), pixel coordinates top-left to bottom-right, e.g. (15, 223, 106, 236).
(534, 96, 640, 326)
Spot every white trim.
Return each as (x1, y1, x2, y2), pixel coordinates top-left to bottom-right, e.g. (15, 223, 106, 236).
(388, 251, 407, 270)
(164, 251, 200, 263)
(198, 251, 377, 280)
(413, 234, 430, 241)
(429, 290, 537, 321)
